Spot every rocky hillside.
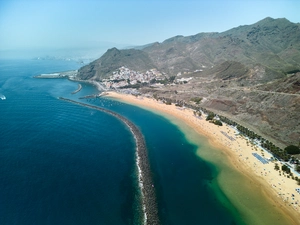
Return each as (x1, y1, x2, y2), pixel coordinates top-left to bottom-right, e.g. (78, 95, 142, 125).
(78, 48, 155, 81)
(77, 17, 300, 147)
(78, 17, 300, 82)
(139, 71, 300, 148)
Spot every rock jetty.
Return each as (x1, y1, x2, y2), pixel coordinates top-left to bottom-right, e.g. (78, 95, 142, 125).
(71, 84, 82, 94)
(59, 97, 160, 225)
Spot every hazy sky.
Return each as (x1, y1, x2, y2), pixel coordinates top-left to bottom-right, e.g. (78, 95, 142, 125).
(0, 0, 299, 53)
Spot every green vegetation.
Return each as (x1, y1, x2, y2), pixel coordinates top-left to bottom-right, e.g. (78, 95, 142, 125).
(164, 99, 172, 105)
(190, 97, 202, 104)
(284, 145, 300, 155)
(294, 176, 300, 185)
(285, 69, 300, 74)
(150, 78, 156, 84)
(218, 114, 294, 162)
(120, 83, 145, 89)
(261, 140, 289, 161)
(169, 76, 176, 83)
(156, 78, 169, 85)
(175, 102, 183, 107)
(193, 110, 202, 117)
(149, 96, 298, 165)
(296, 165, 300, 173)
(153, 76, 177, 85)
(111, 79, 126, 83)
(281, 164, 291, 174)
(219, 116, 237, 126)
(206, 112, 215, 121)
(236, 125, 261, 140)
(212, 120, 223, 126)
(205, 112, 222, 126)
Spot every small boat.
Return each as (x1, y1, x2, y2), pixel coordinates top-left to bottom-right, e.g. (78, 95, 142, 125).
(0, 95, 6, 100)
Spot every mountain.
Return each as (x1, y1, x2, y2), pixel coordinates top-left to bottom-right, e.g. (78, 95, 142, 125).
(77, 17, 300, 147)
(78, 48, 155, 80)
(78, 17, 300, 82)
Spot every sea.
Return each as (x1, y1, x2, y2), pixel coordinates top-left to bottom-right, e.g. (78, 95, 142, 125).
(0, 59, 292, 225)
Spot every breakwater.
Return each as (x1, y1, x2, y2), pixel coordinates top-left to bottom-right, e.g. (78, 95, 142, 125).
(78, 92, 108, 99)
(71, 84, 82, 94)
(58, 97, 160, 225)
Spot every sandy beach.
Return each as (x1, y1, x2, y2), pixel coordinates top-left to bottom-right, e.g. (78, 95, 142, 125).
(105, 91, 300, 225)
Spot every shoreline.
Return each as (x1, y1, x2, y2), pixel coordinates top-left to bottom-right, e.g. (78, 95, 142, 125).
(105, 91, 300, 225)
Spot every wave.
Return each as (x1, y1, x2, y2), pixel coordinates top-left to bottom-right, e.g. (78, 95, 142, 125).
(0, 94, 6, 100)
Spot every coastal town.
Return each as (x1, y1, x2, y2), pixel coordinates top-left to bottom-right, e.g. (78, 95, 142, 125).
(101, 66, 165, 89)
(100, 66, 193, 89)
(34, 66, 196, 94)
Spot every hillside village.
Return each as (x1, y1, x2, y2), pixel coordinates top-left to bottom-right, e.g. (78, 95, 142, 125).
(101, 67, 163, 89)
(100, 66, 195, 89)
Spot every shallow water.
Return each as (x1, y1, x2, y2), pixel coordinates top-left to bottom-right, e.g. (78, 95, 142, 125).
(162, 116, 295, 225)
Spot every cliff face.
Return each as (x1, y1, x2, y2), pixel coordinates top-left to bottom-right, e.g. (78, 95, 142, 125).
(76, 17, 300, 147)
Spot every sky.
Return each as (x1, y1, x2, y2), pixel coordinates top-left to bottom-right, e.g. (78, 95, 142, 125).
(0, 0, 299, 58)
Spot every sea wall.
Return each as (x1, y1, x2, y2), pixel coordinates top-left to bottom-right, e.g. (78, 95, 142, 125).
(59, 97, 160, 225)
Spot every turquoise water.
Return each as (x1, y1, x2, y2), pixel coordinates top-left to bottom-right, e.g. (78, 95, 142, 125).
(0, 59, 238, 224)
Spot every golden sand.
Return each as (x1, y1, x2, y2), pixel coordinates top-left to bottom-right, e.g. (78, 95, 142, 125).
(105, 91, 300, 225)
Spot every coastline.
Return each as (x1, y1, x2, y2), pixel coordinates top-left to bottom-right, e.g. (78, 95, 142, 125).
(105, 91, 300, 225)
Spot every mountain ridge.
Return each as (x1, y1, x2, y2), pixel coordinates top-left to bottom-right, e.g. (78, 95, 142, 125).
(76, 17, 300, 147)
(78, 17, 300, 81)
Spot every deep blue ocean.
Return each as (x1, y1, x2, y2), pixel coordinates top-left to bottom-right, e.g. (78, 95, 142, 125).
(0, 59, 238, 225)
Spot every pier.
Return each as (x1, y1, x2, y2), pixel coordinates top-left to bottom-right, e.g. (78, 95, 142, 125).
(59, 97, 160, 225)
(78, 94, 98, 99)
